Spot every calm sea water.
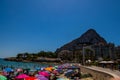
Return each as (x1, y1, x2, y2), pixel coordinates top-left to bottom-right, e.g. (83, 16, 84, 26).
(0, 58, 56, 70)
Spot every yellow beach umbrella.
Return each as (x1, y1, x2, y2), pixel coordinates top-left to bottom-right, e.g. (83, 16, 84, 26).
(44, 67, 53, 72)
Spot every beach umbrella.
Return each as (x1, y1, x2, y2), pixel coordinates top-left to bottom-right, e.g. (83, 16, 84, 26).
(68, 65, 78, 69)
(36, 75, 48, 80)
(39, 71, 50, 77)
(54, 66, 58, 69)
(64, 70, 74, 77)
(4, 67, 13, 72)
(0, 75, 7, 80)
(58, 65, 66, 69)
(56, 69, 63, 74)
(36, 67, 40, 71)
(44, 67, 53, 72)
(40, 67, 45, 71)
(25, 77, 38, 80)
(17, 68, 23, 72)
(2, 71, 8, 76)
(44, 70, 50, 74)
(66, 69, 73, 73)
(16, 73, 29, 79)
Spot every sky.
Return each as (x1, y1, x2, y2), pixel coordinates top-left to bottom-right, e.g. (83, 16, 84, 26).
(0, 0, 120, 58)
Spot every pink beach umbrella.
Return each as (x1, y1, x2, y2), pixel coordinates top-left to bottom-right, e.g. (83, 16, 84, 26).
(2, 71, 8, 76)
(39, 71, 50, 77)
(16, 74, 29, 79)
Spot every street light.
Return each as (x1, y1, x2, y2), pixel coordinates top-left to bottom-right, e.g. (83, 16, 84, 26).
(82, 47, 85, 65)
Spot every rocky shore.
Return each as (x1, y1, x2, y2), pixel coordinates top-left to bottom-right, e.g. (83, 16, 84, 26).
(4, 57, 62, 63)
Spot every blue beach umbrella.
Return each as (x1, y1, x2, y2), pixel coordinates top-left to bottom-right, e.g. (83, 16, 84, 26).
(56, 69, 63, 74)
(4, 68, 13, 72)
(36, 67, 40, 71)
(68, 65, 78, 69)
(64, 70, 74, 77)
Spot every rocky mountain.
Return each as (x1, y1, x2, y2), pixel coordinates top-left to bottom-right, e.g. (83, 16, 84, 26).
(56, 29, 107, 53)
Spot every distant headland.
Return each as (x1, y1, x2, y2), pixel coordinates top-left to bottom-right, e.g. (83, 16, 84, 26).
(4, 29, 120, 63)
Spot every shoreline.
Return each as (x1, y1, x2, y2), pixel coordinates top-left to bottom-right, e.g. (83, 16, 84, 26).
(4, 57, 62, 64)
(0, 59, 95, 80)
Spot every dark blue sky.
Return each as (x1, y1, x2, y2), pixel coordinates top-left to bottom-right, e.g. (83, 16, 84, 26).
(0, 0, 120, 58)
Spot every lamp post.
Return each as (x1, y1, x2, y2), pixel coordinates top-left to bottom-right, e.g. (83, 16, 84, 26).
(82, 47, 85, 65)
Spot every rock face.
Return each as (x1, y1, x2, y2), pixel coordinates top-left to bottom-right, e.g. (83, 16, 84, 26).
(56, 29, 107, 53)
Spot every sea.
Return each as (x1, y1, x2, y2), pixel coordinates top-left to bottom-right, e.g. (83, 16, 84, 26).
(0, 58, 56, 71)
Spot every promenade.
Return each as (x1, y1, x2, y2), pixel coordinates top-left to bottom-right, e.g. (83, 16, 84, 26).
(85, 66, 120, 80)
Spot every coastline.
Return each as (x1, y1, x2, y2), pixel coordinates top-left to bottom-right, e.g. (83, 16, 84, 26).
(0, 59, 94, 80)
(4, 57, 62, 64)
